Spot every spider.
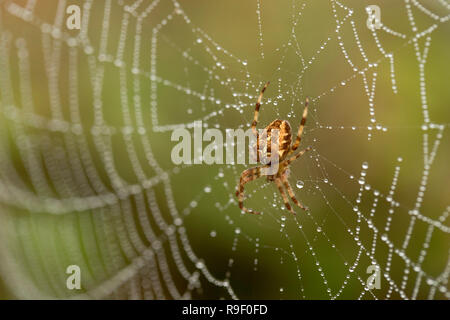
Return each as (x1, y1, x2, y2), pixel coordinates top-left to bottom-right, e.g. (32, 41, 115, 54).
(235, 81, 311, 215)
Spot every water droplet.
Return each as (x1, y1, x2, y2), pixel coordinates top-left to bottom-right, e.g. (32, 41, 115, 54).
(296, 180, 304, 189)
(210, 230, 217, 237)
(358, 178, 365, 185)
(235, 228, 241, 234)
(362, 162, 369, 169)
(204, 186, 211, 193)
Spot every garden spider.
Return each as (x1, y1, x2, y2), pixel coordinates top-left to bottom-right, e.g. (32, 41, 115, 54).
(236, 81, 311, 215)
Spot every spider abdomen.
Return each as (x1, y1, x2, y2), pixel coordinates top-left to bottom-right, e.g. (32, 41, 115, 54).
(259, 119, 292, 162)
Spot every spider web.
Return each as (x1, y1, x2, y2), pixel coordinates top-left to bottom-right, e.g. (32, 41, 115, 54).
(0, 0, 449, 300)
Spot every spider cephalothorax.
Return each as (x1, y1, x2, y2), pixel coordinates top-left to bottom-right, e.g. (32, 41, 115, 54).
(236, 82, 311, 215)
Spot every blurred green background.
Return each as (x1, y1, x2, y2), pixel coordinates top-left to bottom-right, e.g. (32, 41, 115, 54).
(0, 0, 449, 299)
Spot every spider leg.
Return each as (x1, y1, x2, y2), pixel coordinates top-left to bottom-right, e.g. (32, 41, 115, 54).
(236, 166, 264, 214)
(282, 177, 308, 211)
(284, 147, 311, 166)
(290, 97, 309, 154)
(251, 81, 270, 137)
(275, 178, 295, 214)
(236, 167, 260, 196)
